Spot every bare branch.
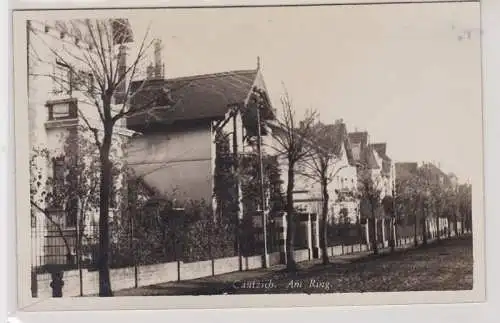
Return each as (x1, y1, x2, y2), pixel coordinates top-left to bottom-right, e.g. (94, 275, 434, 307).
(85, 19, 109, 90)
(77, 109, 102, 149)
(30, 200, 73, 254)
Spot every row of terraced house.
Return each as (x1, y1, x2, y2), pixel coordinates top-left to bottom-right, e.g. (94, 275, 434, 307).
(29, 18, 457, 271)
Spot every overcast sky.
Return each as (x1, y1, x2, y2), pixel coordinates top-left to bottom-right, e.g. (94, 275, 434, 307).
(125, 2, 481, 182)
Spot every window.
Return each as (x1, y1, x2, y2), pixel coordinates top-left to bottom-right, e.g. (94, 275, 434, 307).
(66, 197, 78, 227)
(53, 59, 72, 95)
(53, 157, 65, 185)
(52, 103, 70, 119)
(46, 98, 78, 121)
(52, 157, 65, 208)
(73, 70, 94, 93)
(73, 71, 86, 91)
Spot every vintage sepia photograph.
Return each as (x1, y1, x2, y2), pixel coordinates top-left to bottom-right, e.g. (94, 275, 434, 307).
(13, 0, 484, 309)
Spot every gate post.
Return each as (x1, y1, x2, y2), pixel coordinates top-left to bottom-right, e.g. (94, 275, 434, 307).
(49, 270, 64, 297)
(31, 269, 38, 298)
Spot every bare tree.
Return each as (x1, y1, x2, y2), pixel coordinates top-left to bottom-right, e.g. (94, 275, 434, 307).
(28, 19, 170, 296)
(397, 172, 424, 246)
(457, 183, 472, 235)
(358, 170, 382, 254)
(413, 163, 447, 245)
(269, 89, 316, 271)
(300, 122, 347, 265)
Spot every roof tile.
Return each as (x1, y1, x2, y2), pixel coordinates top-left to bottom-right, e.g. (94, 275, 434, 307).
(127, 69, 259, 130)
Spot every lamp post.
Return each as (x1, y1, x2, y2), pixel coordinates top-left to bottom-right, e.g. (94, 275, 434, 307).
(231, 114, 243, 271)
(256, 98, 269, 268)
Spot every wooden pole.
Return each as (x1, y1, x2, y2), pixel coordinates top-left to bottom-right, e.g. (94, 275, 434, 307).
(256, 102, 269, 268)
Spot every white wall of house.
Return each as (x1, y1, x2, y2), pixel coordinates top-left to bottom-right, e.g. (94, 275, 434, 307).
(127, 123, 213, 203)
(371, 150, 385, 197)
(329, 144, 359, 224)
(29, 20, 134, 266)
(269, 134, 360, 224)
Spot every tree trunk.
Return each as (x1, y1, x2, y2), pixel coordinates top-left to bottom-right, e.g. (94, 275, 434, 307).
(436, 207, 441, 242)
(466, 203, 472, 233)
(370, 204, 378, 254)
(389, 217, 395, 252)
(320, 179, 329, 265)
(414, 211, 418, 247)
(285, 163, 297, 271)
(453, 210, 458, 237)
(447, 216, 452, 238)
(422, 217, 428, 246)
(98, 118, 114, 297)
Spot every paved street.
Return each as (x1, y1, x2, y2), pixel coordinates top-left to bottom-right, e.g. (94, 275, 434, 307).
(115, 235, 473, 296)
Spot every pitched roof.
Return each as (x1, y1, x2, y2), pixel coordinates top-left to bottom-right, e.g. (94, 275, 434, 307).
(371, 143, 390, 161)
(126, 69, 266, 131)
(371, 143, 392, 175)
(348, 132, 379, 169)
(363, 146, 380, 170)
(348, 131, 368, 162)
(321, 122, 355, 165)
(421, 163, 451, 185)
(395, 162, 418, 180)
(348, 132, 368, 147)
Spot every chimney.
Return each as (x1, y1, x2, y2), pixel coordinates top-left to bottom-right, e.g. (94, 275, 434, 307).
(147, 63, 154, 79)
(154, 39, 163, 79)
(115, 45, 127, 104)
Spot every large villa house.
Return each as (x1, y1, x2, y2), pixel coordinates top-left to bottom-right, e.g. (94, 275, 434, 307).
(125, 64, 275, 209)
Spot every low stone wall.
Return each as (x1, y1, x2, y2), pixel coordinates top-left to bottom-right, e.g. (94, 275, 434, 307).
(35, 252, 286, 297)
(138, 261, 178, 287)
(269, 252, 281, 266)
(294, 249, 310, 262)
(35, 233, 466, 298)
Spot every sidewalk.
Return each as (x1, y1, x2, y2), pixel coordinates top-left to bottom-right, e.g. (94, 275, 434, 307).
(114, 237, 439, 296)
